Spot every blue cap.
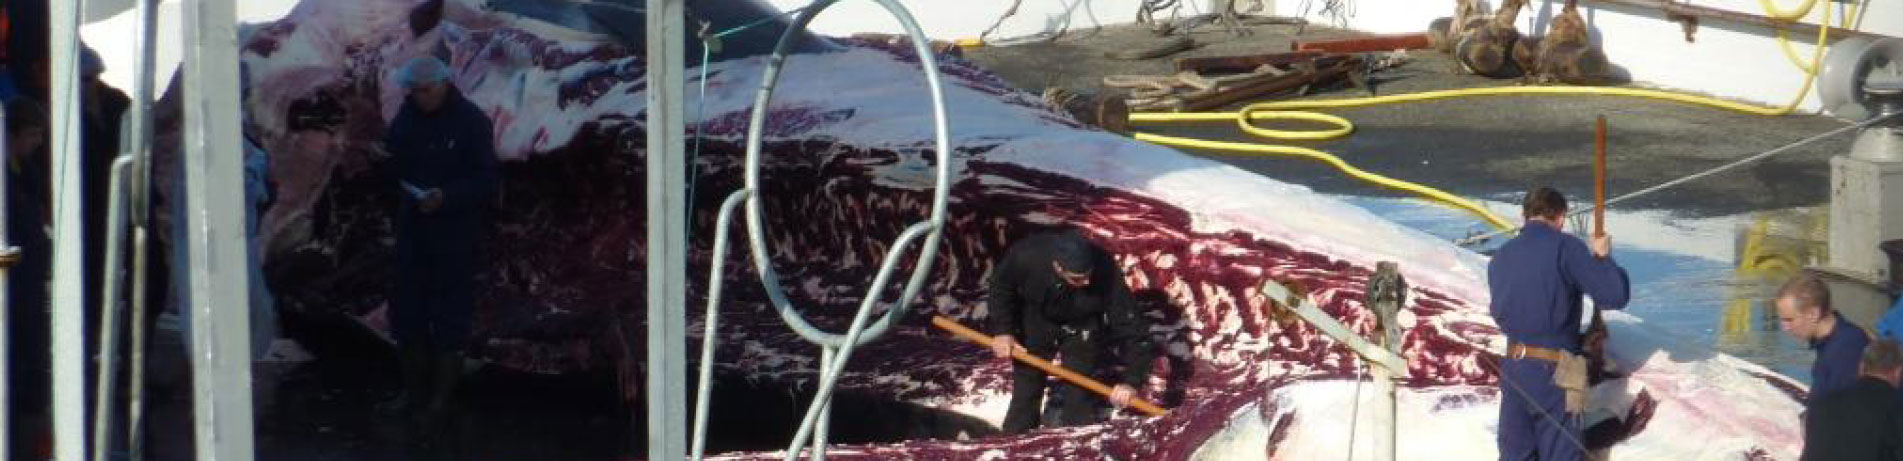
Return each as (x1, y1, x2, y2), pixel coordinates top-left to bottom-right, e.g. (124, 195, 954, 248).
(396, 56, 451, 89)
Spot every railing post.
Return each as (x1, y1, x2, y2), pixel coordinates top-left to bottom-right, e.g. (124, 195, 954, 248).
(646, 0, 691, 459)
(1366, 262, 1408, 461)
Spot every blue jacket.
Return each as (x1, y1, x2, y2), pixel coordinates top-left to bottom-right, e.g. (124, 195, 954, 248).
(1487, 222, 1631, 352)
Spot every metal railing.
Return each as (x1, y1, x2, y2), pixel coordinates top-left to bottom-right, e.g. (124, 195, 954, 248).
(689, 1, 953, 459)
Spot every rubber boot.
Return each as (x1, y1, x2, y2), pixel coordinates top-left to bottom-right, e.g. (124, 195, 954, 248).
(422, 351, 464, 439)
(378, 342, 433, 419)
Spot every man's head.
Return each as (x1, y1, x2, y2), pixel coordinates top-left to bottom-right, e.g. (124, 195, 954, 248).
(6, 97, 49, 159)
(1522, 186, 1568, 230)
(397, 56, 452, 113)
(1863, 339, 1903, 386)
(1049, 234, 1094, 288)
(1774, 273, 1833, 342)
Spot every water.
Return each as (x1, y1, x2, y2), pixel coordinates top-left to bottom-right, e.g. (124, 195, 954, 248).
(1334, 194, 1817, 383)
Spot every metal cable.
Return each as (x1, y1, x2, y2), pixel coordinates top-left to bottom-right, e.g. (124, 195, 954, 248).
(1457, 112, 1900, 246)
(1484, 357, 1595, 456)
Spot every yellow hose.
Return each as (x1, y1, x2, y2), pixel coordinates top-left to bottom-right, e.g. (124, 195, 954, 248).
(1129, 0, 1856, 231)
(1132, 131, 1518, 230)
(1758, 0, 1821, 21)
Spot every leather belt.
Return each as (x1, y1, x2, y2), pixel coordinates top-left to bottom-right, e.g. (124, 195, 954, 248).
(1507, 343, 1569, 363)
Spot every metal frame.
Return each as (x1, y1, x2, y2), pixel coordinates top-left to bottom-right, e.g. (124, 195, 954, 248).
(50, 0, 91, 458)
(181, 0, 258, 458)
(127, 0, 163, 457)
(711, 1, 953, 459)
(647, 0, 691, 459)
(0, 71, 12, 461)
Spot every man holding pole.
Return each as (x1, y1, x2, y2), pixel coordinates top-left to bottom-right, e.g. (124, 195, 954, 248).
(1488, 110, 1629, 461)
(985, 229, 1156, 434)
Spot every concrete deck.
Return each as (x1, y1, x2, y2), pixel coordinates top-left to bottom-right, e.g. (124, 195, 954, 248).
(962, 20, 1859, 218)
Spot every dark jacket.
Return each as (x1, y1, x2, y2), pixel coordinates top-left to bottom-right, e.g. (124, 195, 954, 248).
(1487, 221, 1630, 352)
(1801, 376, 1902, 461)
(383, 87, 498, 251)
(1811, 313, 1872, 407)
(986, 231, 1155, 386)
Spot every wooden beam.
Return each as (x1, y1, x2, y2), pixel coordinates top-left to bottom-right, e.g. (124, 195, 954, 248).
(1292, 33, 1433, 53)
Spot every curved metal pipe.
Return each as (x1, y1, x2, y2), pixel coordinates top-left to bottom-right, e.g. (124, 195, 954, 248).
(690, 189, 752, 461)
(739, 0, 953, 350)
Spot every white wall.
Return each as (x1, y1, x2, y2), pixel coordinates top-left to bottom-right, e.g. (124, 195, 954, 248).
(761, 0, 1172, 42)
(1273, 0, 1903, 112)
(81, 0, 303, 94)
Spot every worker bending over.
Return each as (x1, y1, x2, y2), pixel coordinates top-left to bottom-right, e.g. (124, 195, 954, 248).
(986, 229, 1156, 434)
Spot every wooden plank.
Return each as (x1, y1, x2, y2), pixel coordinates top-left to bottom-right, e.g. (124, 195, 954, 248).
(1175, 50, 1325, 74)
(1292, 33, 1433, 53)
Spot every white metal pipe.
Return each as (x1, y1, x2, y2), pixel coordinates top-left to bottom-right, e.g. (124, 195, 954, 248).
(0, 77, 12, 461)
(647, 0, 691, 459)
(127, 227, 150, 461)
(812, 346, 832, 461)
(782, 221, 937, 461)
(92, 156, 136, 461)
(50, 0, 92, 457)
(690, 190, 752, 461)
(127, 0, 162, 457)
(181, 0, 258, 458)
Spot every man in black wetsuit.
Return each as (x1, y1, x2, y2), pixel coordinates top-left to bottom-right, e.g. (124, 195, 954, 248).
(986, 230, 1156, 434)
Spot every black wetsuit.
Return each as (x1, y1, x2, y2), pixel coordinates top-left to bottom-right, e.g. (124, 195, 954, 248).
(986, 231, 1154, 433)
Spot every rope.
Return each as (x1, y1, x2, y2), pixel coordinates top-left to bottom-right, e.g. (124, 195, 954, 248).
(1482, 355, 1595, 456)
(687, 4, 818, 233)
(1454, 111, 1899, 246)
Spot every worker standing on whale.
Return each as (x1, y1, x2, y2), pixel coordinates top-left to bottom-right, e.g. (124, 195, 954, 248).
(1488, 186, 1630, 460)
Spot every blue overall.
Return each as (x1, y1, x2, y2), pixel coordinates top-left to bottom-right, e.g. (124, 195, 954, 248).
(1487, 222, 1630, 461)
(384, 88, 498, 352)
(1807, 311, 1869, 407)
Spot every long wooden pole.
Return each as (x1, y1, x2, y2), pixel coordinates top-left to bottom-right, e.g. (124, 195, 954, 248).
(1595, 115, 1607, 237)
(930, 316, 1167, 417)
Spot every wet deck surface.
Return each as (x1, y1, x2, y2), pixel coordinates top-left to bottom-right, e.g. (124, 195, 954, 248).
(961, 20, 1856, 217)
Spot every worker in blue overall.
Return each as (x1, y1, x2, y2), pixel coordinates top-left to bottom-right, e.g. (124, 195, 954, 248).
(1775, 272, 1870, 407)
(1488, 186, 1629, 461)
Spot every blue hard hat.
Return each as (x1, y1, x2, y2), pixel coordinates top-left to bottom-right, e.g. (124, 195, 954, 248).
(396, 56, 450, 89)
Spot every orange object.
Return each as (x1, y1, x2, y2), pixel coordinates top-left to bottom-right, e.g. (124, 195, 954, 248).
(1292, 33, 1433, 53)
(930, 315, 1167, 417)
(1594, 115, 1607, 237)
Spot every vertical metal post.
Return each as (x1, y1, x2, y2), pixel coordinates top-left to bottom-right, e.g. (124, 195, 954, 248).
(49, 0, 91, 458)
(812, 347, 832, 461)
(0, 81, 12, 461)
(127, 0, 163, 457)
(182, 0, 257, 459)
(646, 0, 689, 459)
(1367, 261, 1406, 461)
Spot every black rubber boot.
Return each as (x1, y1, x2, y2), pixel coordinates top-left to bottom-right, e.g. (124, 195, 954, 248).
(378, 342, 432, 420)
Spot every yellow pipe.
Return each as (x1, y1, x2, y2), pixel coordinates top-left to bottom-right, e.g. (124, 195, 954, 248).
(1132, 131, 1517, 230)
(1758, 0, 1820, 21)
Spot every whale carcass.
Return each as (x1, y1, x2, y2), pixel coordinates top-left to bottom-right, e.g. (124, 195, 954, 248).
(146, 0, 1810, 458)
